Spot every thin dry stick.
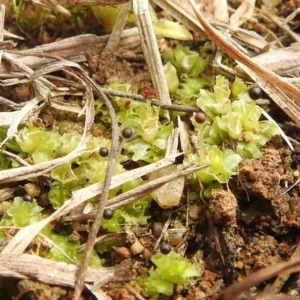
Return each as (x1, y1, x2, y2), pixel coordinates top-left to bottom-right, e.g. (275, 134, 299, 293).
(213, 257, 300, 300)
(60, 0, 129, 4)
(189, 0, 300, 127)
(133, 0, 172, 109)
(2, 150, 31, 166)
(66, 164, 208, 222)
(284, 6, 300, 24)
(269, 240, 300, 294)
(102, 88, 201, 113)
(105, 1, 132, 50)
(153, 0, 201, 32)
(0, 5, 4, 65)
(69, 70, 119, 299)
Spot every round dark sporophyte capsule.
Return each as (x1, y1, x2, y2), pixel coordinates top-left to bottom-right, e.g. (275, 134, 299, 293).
(195, 111, 206, 124)
(249, 86, 262, 100)
(103, 209, 113, 220)
(160, 243, 171, 254)
(22, 194, 32, 202)
(122, 128, 133, 139)
(99, 147, 109, 157)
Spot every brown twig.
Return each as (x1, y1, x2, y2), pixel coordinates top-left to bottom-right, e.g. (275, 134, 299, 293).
(0, 5, 5, 65)
(105, 1, 132, 51)
(64, 164, 208, 222)
(102, 88, 201, 113)
(213, 256, 300, 300)
(69, 67, 119, 299)
(269, 240, 300, 294)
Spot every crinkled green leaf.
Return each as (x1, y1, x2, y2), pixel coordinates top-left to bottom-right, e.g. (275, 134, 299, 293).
(218, 111, 243, 139)
(101, 209, 123, 232)
(49, 181, 72, 209)
(152, 252, 199, 283)
(1, 197, 45, 227)
(46, 232, 103, 266)
(163, 62, 179, 93)
(163, 45, 209, 77)
(214, 75, 231, 103)
(193, 76, 279, 166)
(141, 116, 159, 143)
(16, 124, 61, 163)
(51, 163, 77, 183)
(154, 20, 192, 40)
(135, 252, 200, 297)
(231, 76, 248, 98)
(142, 273, 174, 297)
(191, 147, 242, 184)
(59, 133, 81, 156)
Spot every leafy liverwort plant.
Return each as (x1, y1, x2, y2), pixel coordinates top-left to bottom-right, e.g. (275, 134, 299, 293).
(184, 75, 279, 190)
(134, 252, 200, 297)
(0, 197, 45, 228)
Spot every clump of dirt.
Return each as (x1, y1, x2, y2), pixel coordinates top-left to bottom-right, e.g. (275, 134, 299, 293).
(88, 50, 148, 88)
(238, 148, 290, 201)
(237, 146, 300, 233)
(208, 189, 238, 226)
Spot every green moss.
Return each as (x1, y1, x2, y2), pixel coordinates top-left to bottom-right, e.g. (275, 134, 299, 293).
(135, 252, 200, 297)
(163, 45, 210, 78)
(182, 75, 279, 187)
(46, 232, 103, 266)
(0, 197, 45, 227)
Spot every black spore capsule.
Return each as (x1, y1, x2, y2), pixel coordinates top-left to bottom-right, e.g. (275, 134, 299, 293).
(122, 128, 133, 139)
(99, 147, 109, 157)
(103, 209, 113, 220)
(160, 243, 171, 254)
(249, 86, 262, 100)
(22, 194, 32, 202)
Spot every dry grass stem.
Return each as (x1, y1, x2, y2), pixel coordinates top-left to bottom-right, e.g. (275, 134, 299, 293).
(153, 0, 202, 32)
(65, 64, 119, 300)
(0, 5, 4, 65)
(105, 1, 132, 50)
(133, 0, 172, 110)
(65, 164, 207, 222)
(0, 28, 141, 71)
(284, 6, 300, 24)
(213, 256, 300, 300)
(269, 241, 300, 294)
(102, 88, 201, 112)
(190, 0, 300, 127)
(0, 253, 134, 287)
(268, 12, 300, 43)
(229, 0, 254, 27)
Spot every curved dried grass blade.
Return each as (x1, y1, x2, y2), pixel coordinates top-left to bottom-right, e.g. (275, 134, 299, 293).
(0, 98, 42, 148)
(189, 0, 300, 128)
